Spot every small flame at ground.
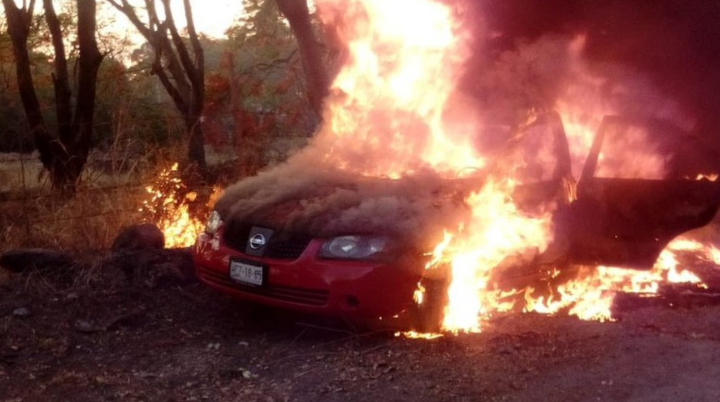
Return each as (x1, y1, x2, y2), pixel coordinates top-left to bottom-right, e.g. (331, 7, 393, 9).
(396, 331, 444, 340)
(524, 238, 709, 322)
(140, 163, 205, 248)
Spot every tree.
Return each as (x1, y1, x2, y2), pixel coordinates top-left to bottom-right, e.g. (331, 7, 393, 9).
(206, 0, 321, 176)
(2, 0, 104, 194)
(107, 0, 207, 171)
(275, 0, 329, 116)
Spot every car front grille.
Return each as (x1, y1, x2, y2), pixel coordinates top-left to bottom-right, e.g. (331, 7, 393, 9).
(222, 221, 313, 260)
(198, 266, 330, 307)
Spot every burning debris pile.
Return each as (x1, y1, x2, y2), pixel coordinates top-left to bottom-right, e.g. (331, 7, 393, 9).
(209, 0, 720, 335)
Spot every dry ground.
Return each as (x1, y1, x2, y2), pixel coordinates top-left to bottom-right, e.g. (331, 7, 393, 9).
(2, 258, 720, 402)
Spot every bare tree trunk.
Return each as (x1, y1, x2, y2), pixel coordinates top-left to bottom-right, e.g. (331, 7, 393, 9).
(178, 0, 206, 170)
(71, 0, 104, 180)
(43, 0, 72, 140)
(276, 0, 329, 116)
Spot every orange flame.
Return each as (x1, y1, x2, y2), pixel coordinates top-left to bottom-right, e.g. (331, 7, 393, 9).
(397, 331, 444, 340)
(140, 163, 205, 248)
(438, 180, 554, 333)
(525, 237, 708, 322)
(709, 246, 720, 266)
(315, 0, 482, 177)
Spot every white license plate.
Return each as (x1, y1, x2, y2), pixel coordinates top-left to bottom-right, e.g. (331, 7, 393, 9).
(229, 260, 264, 287)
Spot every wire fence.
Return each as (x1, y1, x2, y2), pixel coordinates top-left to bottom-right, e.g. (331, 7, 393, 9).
(0, 156, 220, 252)
(0, 123, 306, 249)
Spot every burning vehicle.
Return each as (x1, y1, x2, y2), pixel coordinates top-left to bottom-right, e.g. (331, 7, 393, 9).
(191, 0, 720, 332)
(192, 111, 720, 330)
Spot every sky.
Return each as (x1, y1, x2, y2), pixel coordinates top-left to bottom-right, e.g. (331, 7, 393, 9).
(101, 0, 246, 39)
(179, 0, 246, 38)
(2, 0, 246, 40)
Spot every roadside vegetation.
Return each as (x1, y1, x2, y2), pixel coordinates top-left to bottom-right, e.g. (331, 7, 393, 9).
(0, 0, 326, 256)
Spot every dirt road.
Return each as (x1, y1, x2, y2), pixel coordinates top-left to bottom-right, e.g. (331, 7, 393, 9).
(2, 266, 720, 402)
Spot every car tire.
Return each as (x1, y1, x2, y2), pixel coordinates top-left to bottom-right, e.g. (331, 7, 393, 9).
(408, 279, 447, 333)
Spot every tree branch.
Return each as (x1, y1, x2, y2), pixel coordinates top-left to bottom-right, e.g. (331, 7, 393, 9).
(181, 0, 204, 109)
(160, 0, 196, 78)
(108, 0, 191, 109)
(106, 0, 153, 41)
(105, 0, 206, 169)
(43, 0, 72, 138)
(275, 0, 329, 115)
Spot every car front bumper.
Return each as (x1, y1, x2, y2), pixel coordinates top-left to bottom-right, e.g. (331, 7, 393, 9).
(193, 232, 423, 320)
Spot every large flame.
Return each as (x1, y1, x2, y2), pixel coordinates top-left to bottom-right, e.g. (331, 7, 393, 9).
(315, 0, 558, 333)
(313, 0, 718, 336)
(439, 180, 554, 332)
(314, 0, 482, 177)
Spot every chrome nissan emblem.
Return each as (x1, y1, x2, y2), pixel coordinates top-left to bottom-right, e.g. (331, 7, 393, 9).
(248, 234, 267, 250)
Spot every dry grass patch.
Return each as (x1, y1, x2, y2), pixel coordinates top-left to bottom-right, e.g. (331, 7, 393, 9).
(0, 147, 195, 255)
(0, 156, 47, 194)
(0, 185, 148, 254)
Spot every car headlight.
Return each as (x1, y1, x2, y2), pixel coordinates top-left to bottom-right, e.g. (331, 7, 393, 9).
(205, 211, 223, 234)
(319, 235, 389, 260)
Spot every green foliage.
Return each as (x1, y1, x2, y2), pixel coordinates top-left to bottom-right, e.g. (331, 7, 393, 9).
(1, 0, 327, 168)
(226, 0, 288, 46)
(93, 55, 183, 151)
(0, 94, 32, 152)
(208, 0, 319, 135)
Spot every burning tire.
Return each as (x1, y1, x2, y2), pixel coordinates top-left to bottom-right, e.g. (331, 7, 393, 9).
(408, 279, 448, 333)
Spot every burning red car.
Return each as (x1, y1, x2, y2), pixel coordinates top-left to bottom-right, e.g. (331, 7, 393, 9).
(192, 113, 720, 330)
(193, 166, 461, 327)
(192, 0, 720, 332)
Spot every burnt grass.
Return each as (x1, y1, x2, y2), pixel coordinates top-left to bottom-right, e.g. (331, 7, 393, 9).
(2, 260, 720, 402)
